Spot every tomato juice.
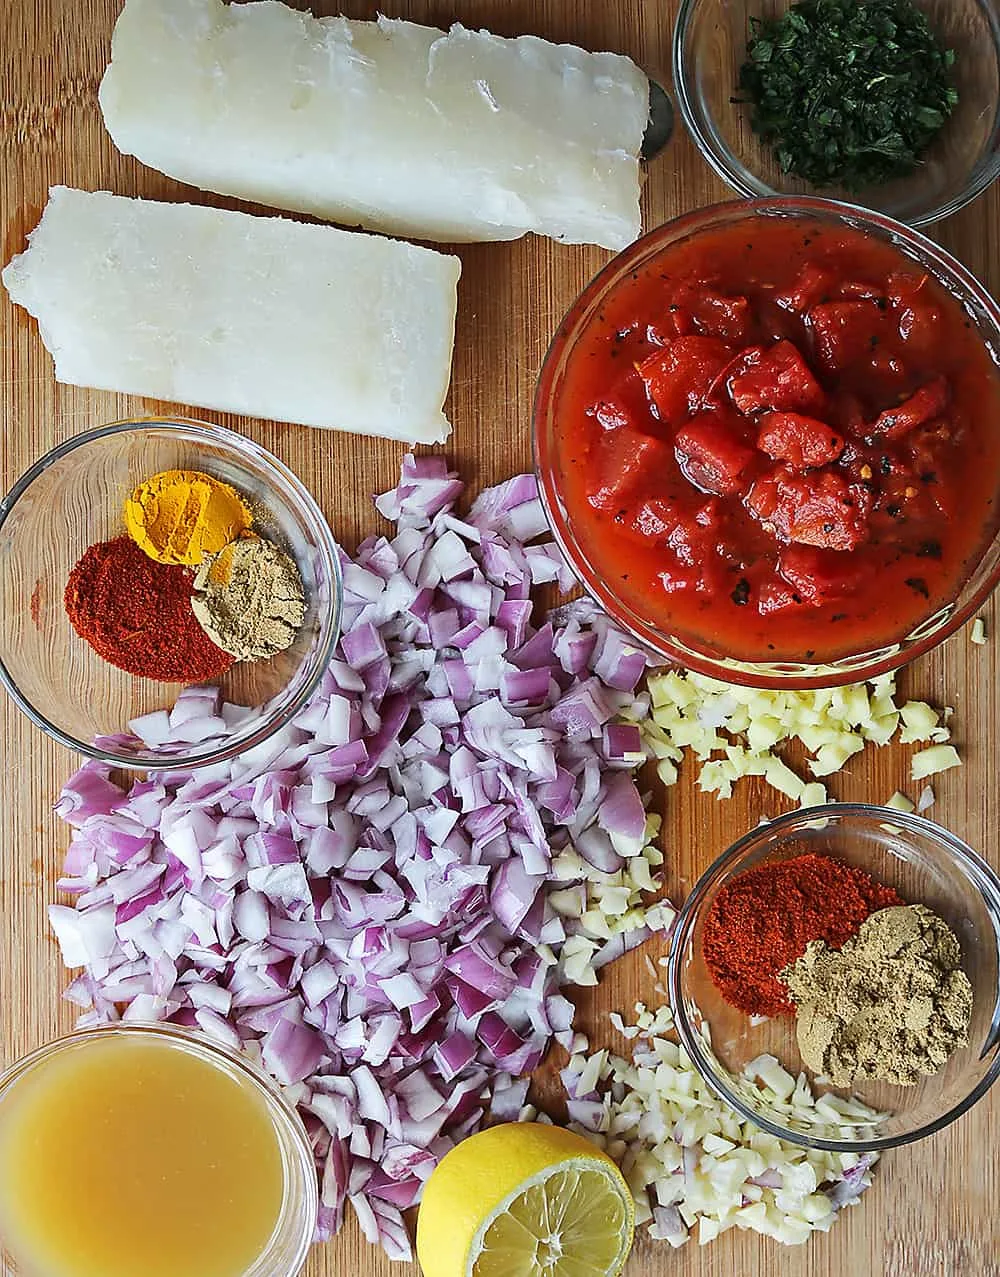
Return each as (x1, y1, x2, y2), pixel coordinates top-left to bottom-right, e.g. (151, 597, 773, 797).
(549, 215, 1000, 663)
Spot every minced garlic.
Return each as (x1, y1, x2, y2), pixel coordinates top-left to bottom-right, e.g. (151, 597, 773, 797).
(560, 1005, 882, 1248)
(640, 670, 958, 807)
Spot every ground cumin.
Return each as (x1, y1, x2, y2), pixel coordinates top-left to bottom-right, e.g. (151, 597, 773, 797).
(191, 538, 305, 661)
(781, 904, 973, 1087)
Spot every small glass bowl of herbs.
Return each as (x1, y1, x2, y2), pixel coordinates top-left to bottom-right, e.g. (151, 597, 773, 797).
(674, 0, 1000, 225)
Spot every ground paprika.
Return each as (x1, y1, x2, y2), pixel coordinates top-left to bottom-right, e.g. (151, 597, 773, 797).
(702, 853, 903, 1018)
(64, 536, 234, 683)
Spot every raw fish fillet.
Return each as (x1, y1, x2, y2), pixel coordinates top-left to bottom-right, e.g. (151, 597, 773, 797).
(99, 0, 649, 250)
(2, 187, 461, 442)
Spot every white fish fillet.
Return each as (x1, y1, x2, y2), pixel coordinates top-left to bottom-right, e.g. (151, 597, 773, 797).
(99, 0, 649, 250)
(1, 187, 461, 443)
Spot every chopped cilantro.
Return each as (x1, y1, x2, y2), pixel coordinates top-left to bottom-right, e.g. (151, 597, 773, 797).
(737, 0, 958, 190)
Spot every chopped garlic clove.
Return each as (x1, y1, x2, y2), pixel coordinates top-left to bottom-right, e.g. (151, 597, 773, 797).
(910, 744, 962, 781)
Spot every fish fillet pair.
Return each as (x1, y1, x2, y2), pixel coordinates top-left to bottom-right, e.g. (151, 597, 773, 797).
(3, 0, 650, 442)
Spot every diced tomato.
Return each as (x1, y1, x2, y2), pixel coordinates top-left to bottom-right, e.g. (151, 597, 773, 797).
(809, 300, 889, 372)
(778, 545, 860, 604)
(757, 412, 845, 469)
(827, 389, 867, 438)
(869, 377, 950, 441)
(648, 306, 695, 343)
(886, 273, 946, 355)
(588, 431, 672, 515)
(558, 212, 1000, 661)
(630, 498, 681, 541)
(692, 291, 752, 343)
(675, 416, 756, 497)
(698, 345, 765, 406)
(897, 303, 945, 359)
(591, 369, 650, 432)
(838, 280, 884, 301)
(695, 497, 723, 529)
(665, 521, 703, 568)
(729, 340, 825, 415)
(661, 517, 733, 598)
(594, 400, 631, 430)
(747, 468, 871, 551)
(886, 270, 931, 307)
(774, 263, 835, 313)
(638, 336, 733, 424)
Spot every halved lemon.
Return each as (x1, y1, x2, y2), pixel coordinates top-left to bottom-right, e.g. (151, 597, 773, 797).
(416, 1123, 635, 1277)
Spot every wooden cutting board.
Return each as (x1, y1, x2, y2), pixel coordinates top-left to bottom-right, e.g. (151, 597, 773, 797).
(2, 2, 999, 1274)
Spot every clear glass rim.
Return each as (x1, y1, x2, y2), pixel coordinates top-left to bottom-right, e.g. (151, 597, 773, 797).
(666, 802, 1000, 1152)
(0, 416, 343, 771)
(0, 1021, 318, 1276)
(671, 0, 1000, 228)
(533, 195, 1000, 689)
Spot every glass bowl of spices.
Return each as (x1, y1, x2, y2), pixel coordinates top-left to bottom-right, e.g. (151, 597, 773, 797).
(668, 804, 1000, 1151)
(673, 0, 1000, 226)
(0, 418, 342, 770)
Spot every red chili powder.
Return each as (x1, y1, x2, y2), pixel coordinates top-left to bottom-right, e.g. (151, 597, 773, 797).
(64, 536, 234, 683)
(702, 853, 903, 1018)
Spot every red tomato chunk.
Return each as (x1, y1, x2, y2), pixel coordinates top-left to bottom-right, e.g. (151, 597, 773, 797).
(809, 300, 888, 372)
(728, 341, 825, 415)
(555, 217, 1000, 662)
(869, 377, 949, 440)
(588, 432, 671, 514)
(758, 413, 845, 469)
(675, 417, 756, 496)
(639, 336, 732, 424)
(748, 469, 871, 552)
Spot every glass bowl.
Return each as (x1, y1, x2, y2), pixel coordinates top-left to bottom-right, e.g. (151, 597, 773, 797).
(0, 418, 342, 770)
(533, 196, 1000, 689)
(667, 805, 1000, 1151)
(0, 1023, 318, 1276)
(673, 0, 1000, 226)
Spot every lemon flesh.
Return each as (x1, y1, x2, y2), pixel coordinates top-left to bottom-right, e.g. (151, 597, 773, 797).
(416, 1123, 634, 1277)
(474, 1165, 632, 1277)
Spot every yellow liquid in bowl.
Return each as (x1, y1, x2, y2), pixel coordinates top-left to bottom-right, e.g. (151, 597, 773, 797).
(0, 1034, 285, 1277)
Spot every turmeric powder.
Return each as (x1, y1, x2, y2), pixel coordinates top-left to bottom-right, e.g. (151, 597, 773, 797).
(124, 469, 251, 566)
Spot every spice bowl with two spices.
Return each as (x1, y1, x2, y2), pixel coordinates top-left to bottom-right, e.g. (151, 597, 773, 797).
(673, 0, 1000, 226)
(668, 803, 1000, 1151)
(0, 418, 342, 770)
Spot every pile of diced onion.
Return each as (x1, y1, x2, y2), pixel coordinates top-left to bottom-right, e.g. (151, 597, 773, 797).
(49, 457, 671, 1261)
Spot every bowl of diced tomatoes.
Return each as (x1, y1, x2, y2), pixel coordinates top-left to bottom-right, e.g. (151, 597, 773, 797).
(534, 196, 1000, 687)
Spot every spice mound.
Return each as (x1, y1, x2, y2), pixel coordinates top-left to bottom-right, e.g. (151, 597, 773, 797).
(65, 464, 307, 685)
(781, 904, 973, 1087)
(702, 853, 902, 1018)
(124, 468, 251, 566)
(739, 0, 958, 191)
(64, 536, 234, 682)
(192, 538, 306, 661)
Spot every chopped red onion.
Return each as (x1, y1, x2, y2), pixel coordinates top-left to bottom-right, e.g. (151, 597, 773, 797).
(51, 456, 662, 1263)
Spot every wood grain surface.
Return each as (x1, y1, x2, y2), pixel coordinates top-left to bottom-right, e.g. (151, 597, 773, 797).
(2, 2, 1000, 1275)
